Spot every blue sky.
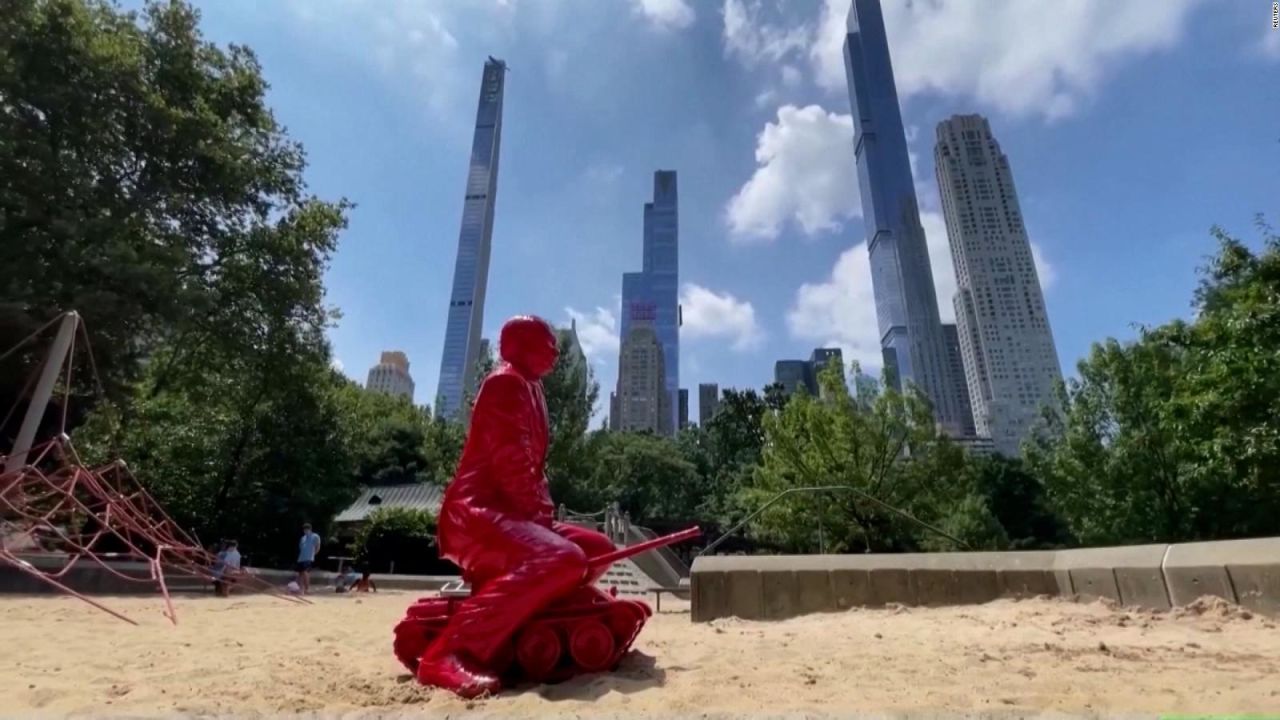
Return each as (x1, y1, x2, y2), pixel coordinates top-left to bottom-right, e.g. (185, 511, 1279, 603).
(173, 0, 1279, 421)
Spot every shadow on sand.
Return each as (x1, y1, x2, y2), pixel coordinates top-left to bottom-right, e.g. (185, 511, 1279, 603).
(520, 650, 668, 702)
(393, 650, 669, 702)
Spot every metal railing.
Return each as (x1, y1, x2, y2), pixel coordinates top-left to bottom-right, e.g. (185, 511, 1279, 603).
(696, 485, 969, 557)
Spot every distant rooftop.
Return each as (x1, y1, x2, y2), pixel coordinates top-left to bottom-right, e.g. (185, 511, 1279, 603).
(333, 483, 443, 524)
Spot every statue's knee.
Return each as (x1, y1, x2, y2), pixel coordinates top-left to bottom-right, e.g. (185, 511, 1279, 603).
(543, 543, 588, 581)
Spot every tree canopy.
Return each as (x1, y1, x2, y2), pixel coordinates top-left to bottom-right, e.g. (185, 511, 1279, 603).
(1, 0, 348, 427)
(1026, 220, 1280, 545)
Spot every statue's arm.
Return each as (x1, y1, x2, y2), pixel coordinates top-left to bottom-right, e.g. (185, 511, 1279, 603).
(475, 374, 545, 515)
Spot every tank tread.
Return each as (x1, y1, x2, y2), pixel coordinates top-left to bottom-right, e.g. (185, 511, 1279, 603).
(392, 595, 653, 682)
(511, 598, 649, 683)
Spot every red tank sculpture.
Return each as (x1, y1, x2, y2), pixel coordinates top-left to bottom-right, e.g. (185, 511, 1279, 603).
(394, 527, 699, 687)
(395, 315, 697, 698)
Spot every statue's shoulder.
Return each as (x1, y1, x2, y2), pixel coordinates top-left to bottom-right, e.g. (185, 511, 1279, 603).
(479, 366, 529, 395)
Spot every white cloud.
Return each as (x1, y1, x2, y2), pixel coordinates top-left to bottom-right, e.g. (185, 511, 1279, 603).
(722, 0, 1211, 122)
(787, 244, 883, 371)
(722, 0, 809, 66)
(1031, 243, 1058, 291)
(789, 218, 1059, 369)
(812, 0, 1206, 121)
(330, 358, 346, 373)
(631, 0, 695, 30)
(583, 163, 624, 185)
(679, 284, 764, 351)
(725, 104, 858, 242)
(564, 306, 620, 363)
(920, 211, 958, 324)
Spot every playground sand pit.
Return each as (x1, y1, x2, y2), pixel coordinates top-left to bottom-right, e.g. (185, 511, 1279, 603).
(0, 591, 1276, 718)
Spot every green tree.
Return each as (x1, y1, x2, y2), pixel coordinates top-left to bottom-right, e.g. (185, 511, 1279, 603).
(352, 506, 438, 574)
(75, 353, 359, 564)
(544, 334, 600, 507)
(762, 382, 790, 412)
(0, 0, 349, 434)
(746, 362, 996, 553)
(966, 455, 1072, 549)
(1026, 221, 1280, 544)
(9, 0, 358, 565)
(421, 414, 465, 485)
(580, 431, 702, 525)
(331, 378, 443, 487)
(1023, 337, 1188, 545)
(698, 388, 770, 524)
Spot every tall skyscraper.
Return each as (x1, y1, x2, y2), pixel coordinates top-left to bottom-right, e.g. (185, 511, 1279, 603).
(941, 324, 977, 437)
(935, 114, 1062, 456)
(366, 351, 415, 402)
(556, 319, 588, 373)
(678, 388, 689, 430)
(774, 348, 846, 399)
(610, 326, 669, 433)
(615, 171, 680, 436)
(435, 57, 507, 422)
(774, 360, 813, 397)
(843, 0, 962, 434)
(698, 383, 720, 426)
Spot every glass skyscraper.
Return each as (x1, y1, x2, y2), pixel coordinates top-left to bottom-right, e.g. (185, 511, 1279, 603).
(843, 0, 963, 434)
(617, 171, 680, 435)
(435, 57, 506, 422)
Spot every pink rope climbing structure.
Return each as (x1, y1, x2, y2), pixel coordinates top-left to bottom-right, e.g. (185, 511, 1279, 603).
(0, 312, 304, 625)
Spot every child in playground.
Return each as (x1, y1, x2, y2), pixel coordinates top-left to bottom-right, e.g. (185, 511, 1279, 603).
(335, 567, 377, 593)
(352, 569, 377, 593)
(211, 540, 240, 597)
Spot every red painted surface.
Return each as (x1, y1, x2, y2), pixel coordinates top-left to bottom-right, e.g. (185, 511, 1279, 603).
(396, 315, 698, 697)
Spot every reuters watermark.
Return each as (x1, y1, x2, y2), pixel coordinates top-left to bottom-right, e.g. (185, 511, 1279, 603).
(1274, 1, 1279, 30)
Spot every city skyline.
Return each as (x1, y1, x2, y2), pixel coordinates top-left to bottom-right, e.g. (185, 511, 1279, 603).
(179, 1, 1280, 425)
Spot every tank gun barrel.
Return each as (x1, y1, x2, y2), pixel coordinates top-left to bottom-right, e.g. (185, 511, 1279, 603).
(587, 526, 701, 571)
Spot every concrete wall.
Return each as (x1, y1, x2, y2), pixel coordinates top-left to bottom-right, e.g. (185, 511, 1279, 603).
(691, 537, 1280, 623)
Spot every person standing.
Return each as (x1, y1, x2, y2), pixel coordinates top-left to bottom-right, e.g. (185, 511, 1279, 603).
(295, 523, 322, 595)
(212, 540, 241, 597)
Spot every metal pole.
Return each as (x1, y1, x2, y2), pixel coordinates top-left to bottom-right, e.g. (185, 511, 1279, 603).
(5, 312, 78, 473)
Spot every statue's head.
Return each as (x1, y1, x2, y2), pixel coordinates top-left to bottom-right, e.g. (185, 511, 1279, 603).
(498, 315, 559, 379)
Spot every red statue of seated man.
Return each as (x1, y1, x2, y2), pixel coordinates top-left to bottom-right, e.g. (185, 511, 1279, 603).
(416, 315, 615, 698)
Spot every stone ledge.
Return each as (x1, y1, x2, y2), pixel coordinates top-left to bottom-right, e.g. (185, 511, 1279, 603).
(691, 538, 1280, 623)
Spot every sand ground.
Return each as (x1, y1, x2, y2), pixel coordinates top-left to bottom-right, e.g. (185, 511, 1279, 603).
(0, 590, 1276, 719)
